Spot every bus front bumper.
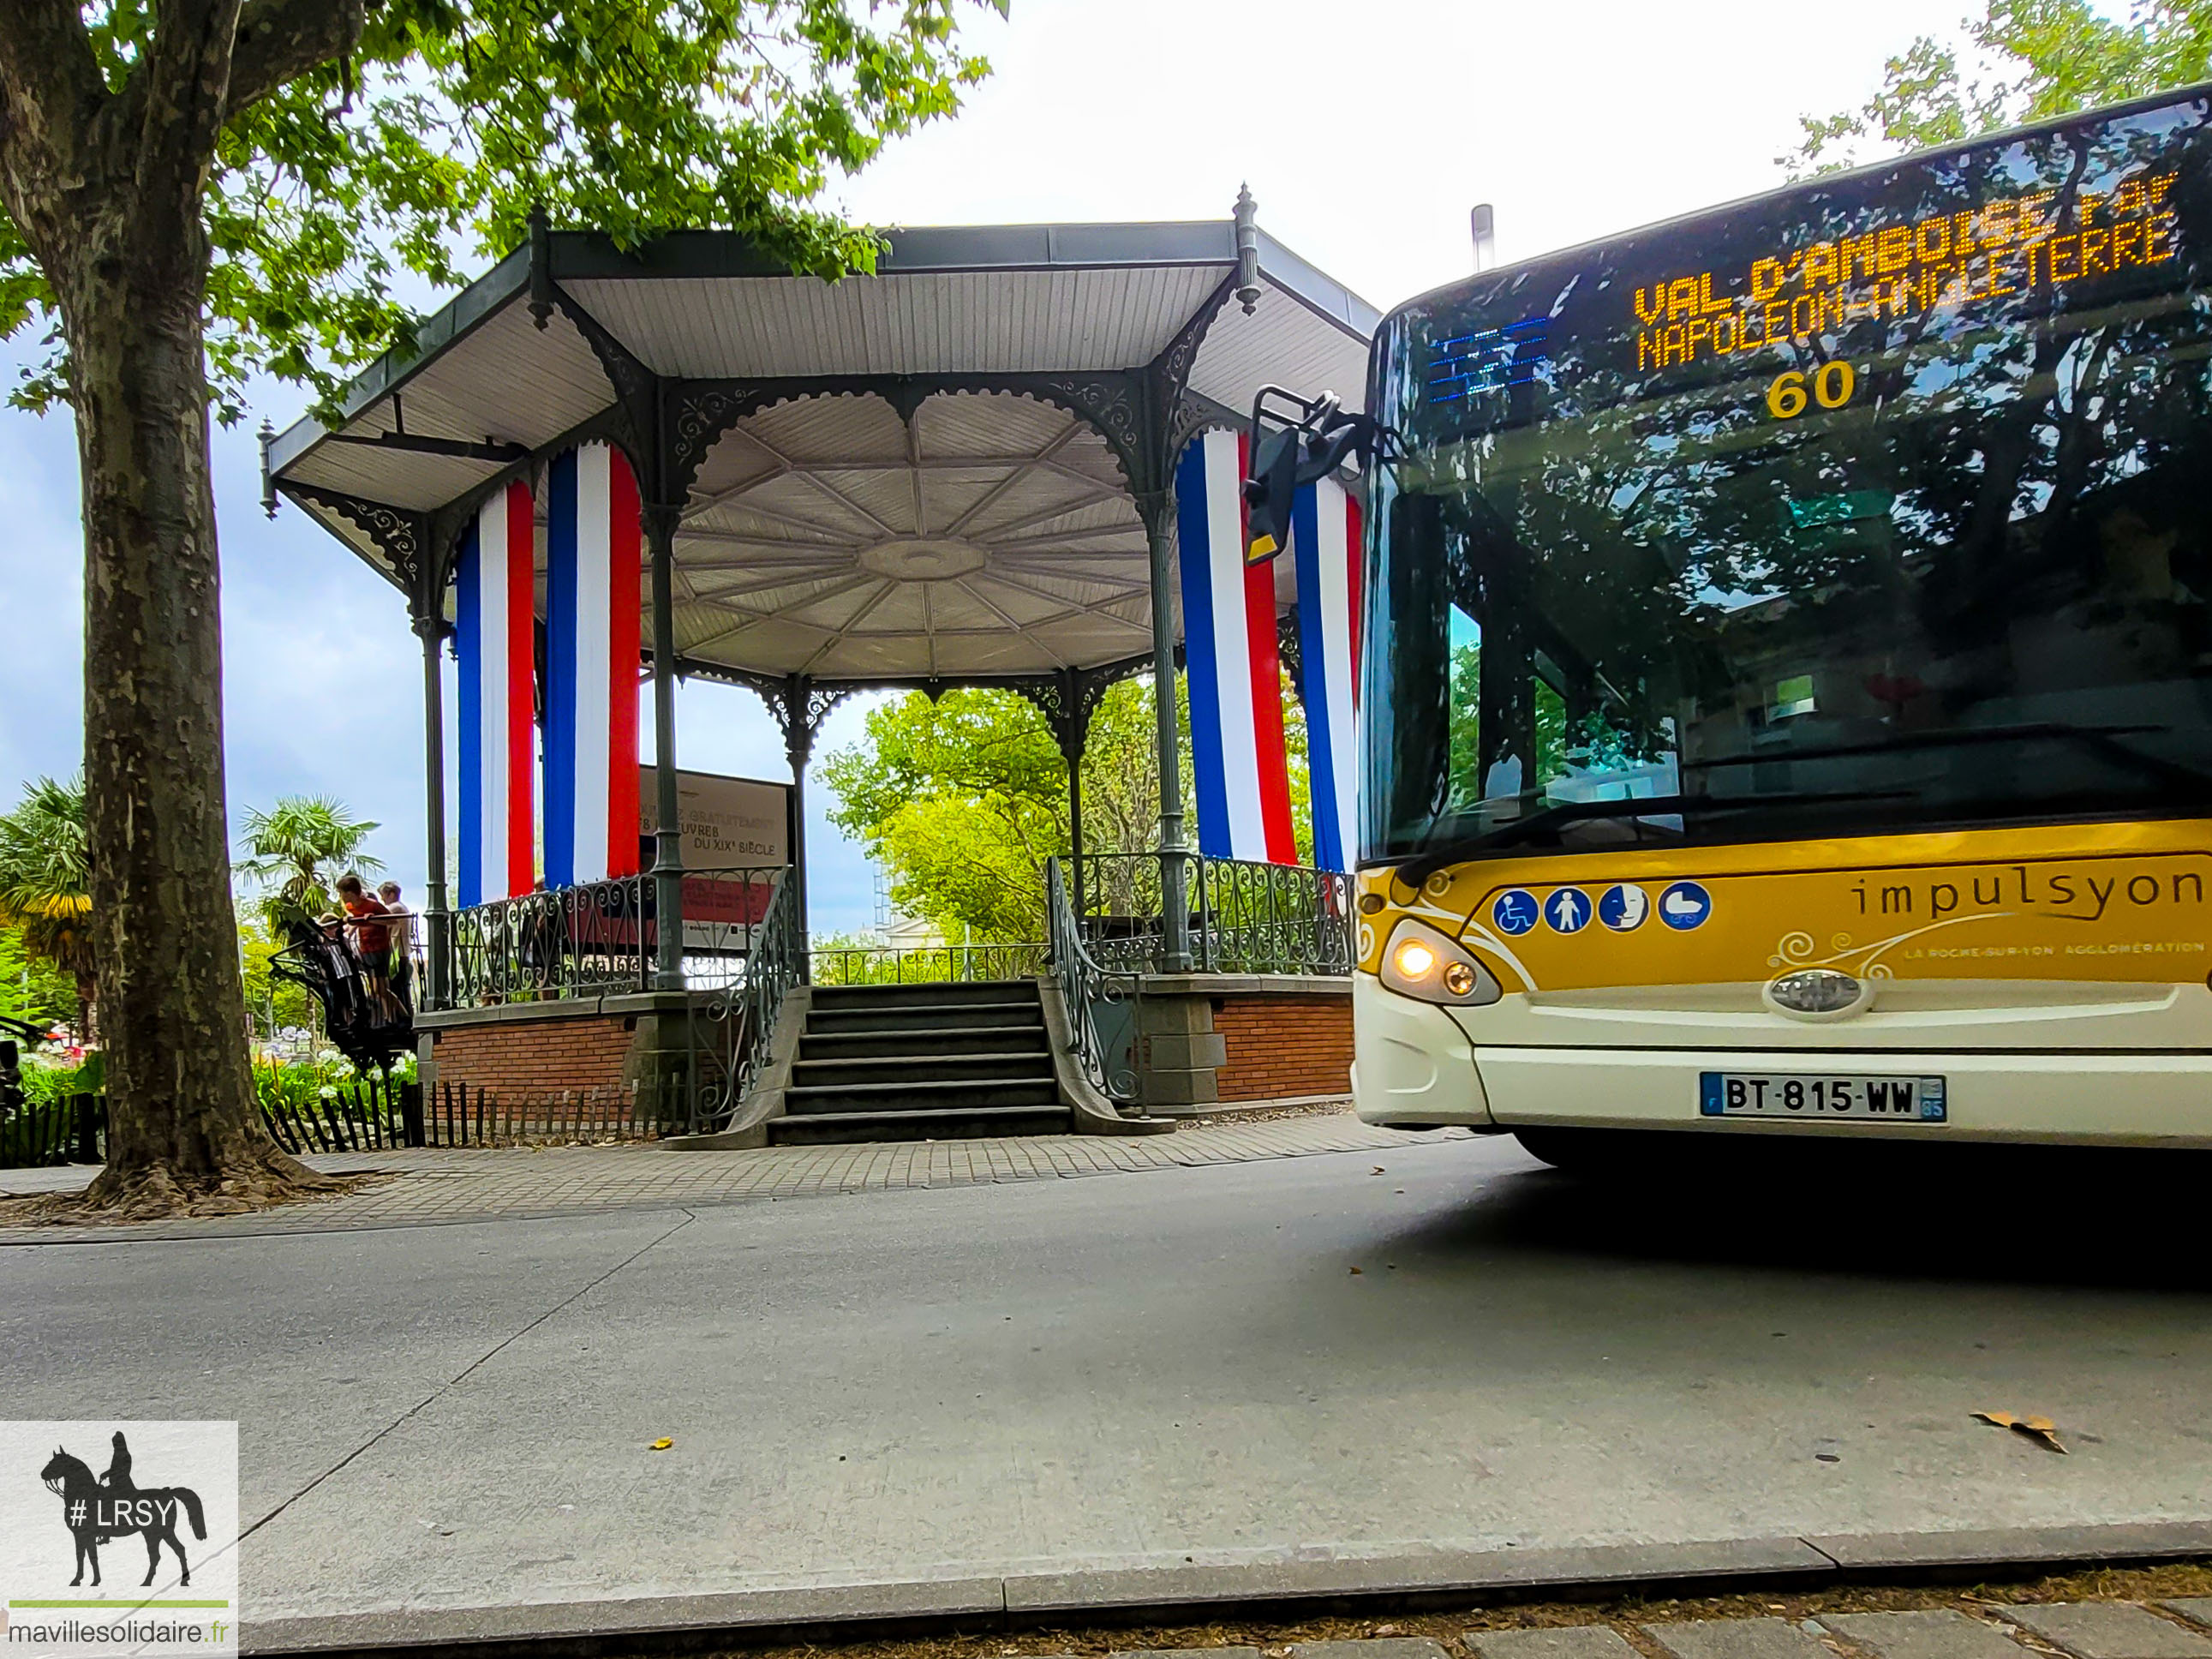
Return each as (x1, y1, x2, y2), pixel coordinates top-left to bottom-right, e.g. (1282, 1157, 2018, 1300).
(1351, 976, 2212, 1147)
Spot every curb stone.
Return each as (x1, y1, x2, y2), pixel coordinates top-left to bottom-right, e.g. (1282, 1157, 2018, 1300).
(237, 1519, 2212, 1657)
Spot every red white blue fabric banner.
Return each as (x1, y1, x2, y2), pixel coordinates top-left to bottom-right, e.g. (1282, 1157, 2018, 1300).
(1177, 428, 1297, 864)
(544, 441, 643, 889)
(1293, 476, 1362, 872)
(455, 479, 538, 907)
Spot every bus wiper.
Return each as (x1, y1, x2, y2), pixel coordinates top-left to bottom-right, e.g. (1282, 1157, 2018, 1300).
(1398, 788, 1913, 884)
(1682, 722, 2212, 790)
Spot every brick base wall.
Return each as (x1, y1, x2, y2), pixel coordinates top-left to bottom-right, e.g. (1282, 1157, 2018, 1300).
(1213, 993, 1353, 1102)
(426, 1010, 640, 1111)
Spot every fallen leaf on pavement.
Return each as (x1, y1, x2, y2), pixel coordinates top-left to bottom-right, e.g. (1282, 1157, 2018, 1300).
(1348, 1266, 1363, 1275)
(649, 1438, 674, 1451)
(1974, 1410, 2066, 1452)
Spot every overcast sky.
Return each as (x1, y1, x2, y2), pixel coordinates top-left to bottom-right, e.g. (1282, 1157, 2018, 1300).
(0, 0, 1957, 933)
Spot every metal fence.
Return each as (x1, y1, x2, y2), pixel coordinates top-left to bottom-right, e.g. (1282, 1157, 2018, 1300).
(444, 866, 786, 1008)
(1046, 859, 1138, 1103)
(258, 1075, 659, 1152)
(0, 1092, 103, 1168)
(810, 943, 1048, 985)
(683, 865, 804, 1135)
(1071, 851, 1354, 976)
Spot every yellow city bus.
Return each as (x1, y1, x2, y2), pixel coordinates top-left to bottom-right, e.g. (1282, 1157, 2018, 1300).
(1348, 84, 2212, 1161)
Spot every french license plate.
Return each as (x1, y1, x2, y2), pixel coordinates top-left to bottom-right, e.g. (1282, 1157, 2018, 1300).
(1699, 1072, 1946, 1122)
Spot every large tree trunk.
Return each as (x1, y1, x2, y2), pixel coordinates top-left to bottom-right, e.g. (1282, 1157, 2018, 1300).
(45, 184, 329, 1216)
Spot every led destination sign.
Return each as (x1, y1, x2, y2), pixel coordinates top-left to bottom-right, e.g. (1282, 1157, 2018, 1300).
(1398, 90, 2210, 426)
(1634, 170, 2181, 372)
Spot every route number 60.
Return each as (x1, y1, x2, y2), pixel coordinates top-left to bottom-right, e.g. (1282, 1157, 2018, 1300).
(1766, 361, 1856, 419)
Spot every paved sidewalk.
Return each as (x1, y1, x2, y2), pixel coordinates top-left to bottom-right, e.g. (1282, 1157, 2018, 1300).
(0, 1108, 1452, 1239)
(10, 1130, 2212, 1652)
(1031, 1609, 2212, 1659)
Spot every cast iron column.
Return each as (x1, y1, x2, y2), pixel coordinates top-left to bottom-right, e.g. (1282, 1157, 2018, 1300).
(1055, 668, 1088, 923)
(645, 503, 686, 990)
(1067, 744, 1085, 920)
(415, 615, 451, 1010)
(781, 674, 815, 974)
(1143, 502, 1192, 970)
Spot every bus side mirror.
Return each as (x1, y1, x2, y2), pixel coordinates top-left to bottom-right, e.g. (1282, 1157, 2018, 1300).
(1242, 424, 1301, 565)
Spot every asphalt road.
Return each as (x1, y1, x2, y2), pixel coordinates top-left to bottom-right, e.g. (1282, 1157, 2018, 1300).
(5, 1134, 2211, 1623)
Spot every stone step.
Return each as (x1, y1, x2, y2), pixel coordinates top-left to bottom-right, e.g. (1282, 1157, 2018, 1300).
(808, 979, 1039, 1010)
(791, 1052, 1055, 1088)
(804, 1000, 1043, 1034)
(766, 1105, 1073, 1144)
(799, 1024, 1050, 1060)
(784, 1077, 1061, 1116)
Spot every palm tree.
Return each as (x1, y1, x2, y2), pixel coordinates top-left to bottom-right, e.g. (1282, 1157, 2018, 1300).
(0, 776, 97, 1035)
(236, 797, 384, 932)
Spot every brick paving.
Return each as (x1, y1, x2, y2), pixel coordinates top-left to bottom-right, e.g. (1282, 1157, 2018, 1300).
(1643, 1619, 1833, 1659)
(1467, 1631, 1644, 1659)
(1826, 1611, 2042, 1659)
(1292, 1642, 1450, 1659)
(1996, 1606, 2212, 1659)
(0, 1110, 1456, 1241)
(1064, 1606, 2212, 1659)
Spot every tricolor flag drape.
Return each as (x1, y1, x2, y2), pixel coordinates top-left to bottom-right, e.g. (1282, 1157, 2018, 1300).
(1177, 428, 1297, 864)
(1293, 476, 1362, 873)
(543, 442, 643, 889)
(455, 479, 537, 907)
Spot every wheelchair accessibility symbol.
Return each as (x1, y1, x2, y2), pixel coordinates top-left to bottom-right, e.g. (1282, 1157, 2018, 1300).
(1492, 889, 1539, 936)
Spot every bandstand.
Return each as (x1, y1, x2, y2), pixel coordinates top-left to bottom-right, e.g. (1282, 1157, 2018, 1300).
(265, 193, 1377, 1140)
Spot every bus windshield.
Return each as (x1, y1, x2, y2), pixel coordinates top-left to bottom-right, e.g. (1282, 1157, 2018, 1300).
(1361, 87, 2212, 869)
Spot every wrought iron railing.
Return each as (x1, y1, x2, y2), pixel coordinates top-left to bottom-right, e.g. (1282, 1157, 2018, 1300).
(1046, 858, 1139, 1104)
(1072, 851, 1354, 976)
(684, 865, 804, 1134)
(810, 943, 1049, 985)
(442, 866, 784, 1008)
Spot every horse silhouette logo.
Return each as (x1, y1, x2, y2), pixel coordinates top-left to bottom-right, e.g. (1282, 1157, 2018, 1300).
(39, 1431, 208, 1588)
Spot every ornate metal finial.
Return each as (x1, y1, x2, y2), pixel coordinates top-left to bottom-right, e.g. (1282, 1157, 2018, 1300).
(527, 203, 553, 331)
(258, 418, 278, 518)
(1233, 184, 1261, 316)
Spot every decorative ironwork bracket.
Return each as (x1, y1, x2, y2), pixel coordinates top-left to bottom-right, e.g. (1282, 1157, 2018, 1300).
(720, 671, 860, 770)
(280, 482, 430, 610)
(1154, 272, 1241, 483)
(1007, 651, 1152, 765)
(549, 283, 662, 497)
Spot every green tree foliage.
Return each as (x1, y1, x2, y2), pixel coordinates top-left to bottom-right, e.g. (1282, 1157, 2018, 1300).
(0, 0, 995, 1211)
(237, 919, 315, 1038)
(0, 924, 79, 1030)
(824, 677, 1315, 943)
(0, 776, 96, 1027)
(236, 795, 383, 931)
(1791, 1, 2212, 176)
(1444, 644, 1569, 808)
(1, 0, 1001, 416)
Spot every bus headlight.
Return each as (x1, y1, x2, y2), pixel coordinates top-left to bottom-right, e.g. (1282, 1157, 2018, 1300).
(1380, 918, 1500, 1006)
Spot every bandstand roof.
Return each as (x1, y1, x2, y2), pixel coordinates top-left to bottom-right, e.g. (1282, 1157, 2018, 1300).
(267, 213, 1378, 687)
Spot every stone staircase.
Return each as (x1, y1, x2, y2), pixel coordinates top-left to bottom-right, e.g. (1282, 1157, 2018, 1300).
(768, 980, 1073, 1145)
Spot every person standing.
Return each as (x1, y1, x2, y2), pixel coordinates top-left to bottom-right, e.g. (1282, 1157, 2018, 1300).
(378, 880, 418, 1007)
(336, 874, 403, 1021)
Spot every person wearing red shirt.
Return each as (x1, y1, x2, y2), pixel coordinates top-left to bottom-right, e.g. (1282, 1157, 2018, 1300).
(335, 872, 403, 1021)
